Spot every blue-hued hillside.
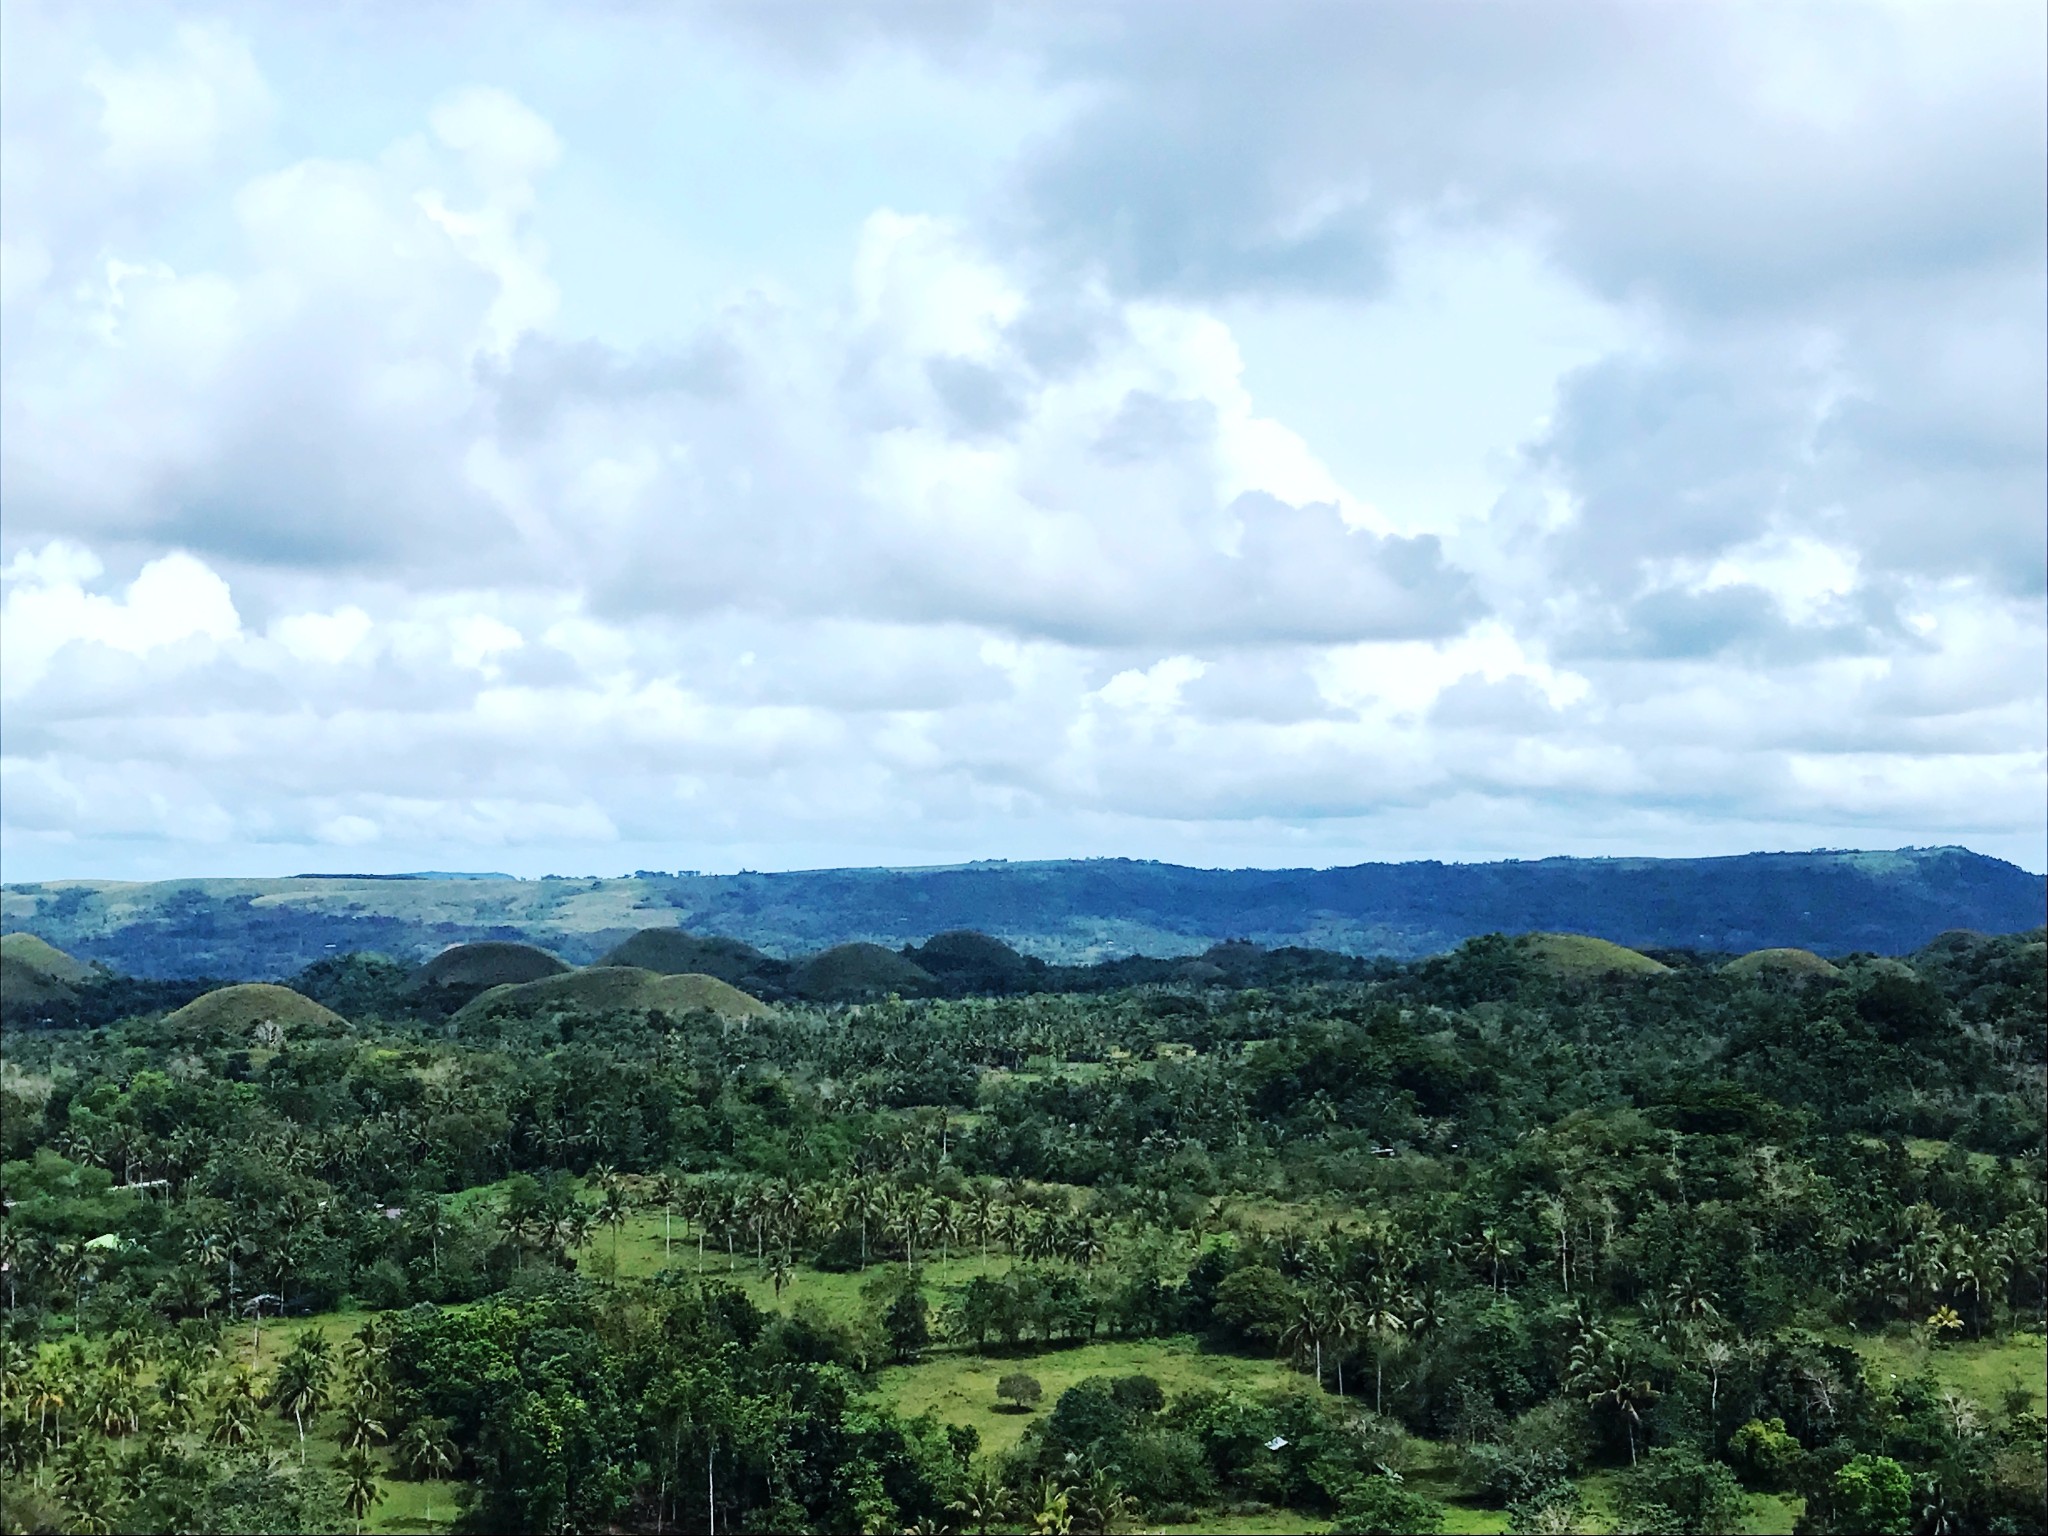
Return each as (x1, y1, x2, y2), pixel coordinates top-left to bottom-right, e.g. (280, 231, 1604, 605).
(3, 845, 2039, 978)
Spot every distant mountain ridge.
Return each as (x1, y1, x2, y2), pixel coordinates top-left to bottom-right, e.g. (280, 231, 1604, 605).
(3, 846, 2040, 980)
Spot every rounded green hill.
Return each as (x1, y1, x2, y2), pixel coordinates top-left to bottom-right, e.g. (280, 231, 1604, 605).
(790, 943, 934, 1002)
(162, 983, 349, 1038)
(1725, 947, 1844, 981)
(2, 932, 96, 984)
(406, 941, 570, 997)
(906, 930, 1028, 975)
(599, 929, 773, 984)
(452, 965, 770, 1028)
(1519, 932, 1670, 978)
(1, 933, 95, 1024)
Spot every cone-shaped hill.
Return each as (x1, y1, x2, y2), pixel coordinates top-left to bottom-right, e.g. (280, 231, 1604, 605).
(599, 929, 778, 986)
(905, 929, 1025, 973)
(1519, 933, 1670, 979)
(901, 930, 1044, 991)
(1725, 947, 1843, 981)
(1, 933, 95, 1024)
(405, 941, 570, 1007)
(451, 966, 770, 1029)
(791, 942, 933, 1002)
(162, 983, 348, 1040)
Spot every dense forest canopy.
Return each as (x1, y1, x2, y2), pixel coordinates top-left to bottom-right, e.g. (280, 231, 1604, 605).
(0, 922, 2042, 1534)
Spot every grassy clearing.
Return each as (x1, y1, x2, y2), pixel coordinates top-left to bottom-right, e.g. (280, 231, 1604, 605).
(873, 1336, 1305, 1457)
(366, 1473, 463, 1535)
(577, 1206, 1015, 1303)
(1172, 1509, 1321, 1534)
(1850, 1329, 2048, 1417)
(1902, 1136, 2002, 1170)
(1742, 1491, 1805, 1534)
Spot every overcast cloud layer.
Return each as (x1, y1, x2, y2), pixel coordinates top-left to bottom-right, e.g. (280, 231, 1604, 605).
(3, 0, 2043, 880)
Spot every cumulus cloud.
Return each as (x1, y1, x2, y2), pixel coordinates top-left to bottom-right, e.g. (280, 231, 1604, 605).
(0, 4, 2041, 876)
(84, 19, 271, 177)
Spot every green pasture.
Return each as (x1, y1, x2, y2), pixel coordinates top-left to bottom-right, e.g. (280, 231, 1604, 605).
(873, 1335, 1307, 1456)
(1849, 1328, 2048, 1417)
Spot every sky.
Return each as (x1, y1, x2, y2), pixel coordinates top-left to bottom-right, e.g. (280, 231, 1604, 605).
(2, 1, 2044, 882)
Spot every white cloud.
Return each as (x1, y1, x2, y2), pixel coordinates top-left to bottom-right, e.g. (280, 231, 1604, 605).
(85, 20, 271, 177)
(1, 543, 239, 700)
(0, 5, 2040, 877)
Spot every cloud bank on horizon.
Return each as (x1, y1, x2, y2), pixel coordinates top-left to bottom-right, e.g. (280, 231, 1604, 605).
(2, 0, 2043, 880)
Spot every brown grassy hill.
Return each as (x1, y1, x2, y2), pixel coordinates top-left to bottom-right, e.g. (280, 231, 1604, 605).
(1725, 947, 1844, 981)
(1519, 932, 1670, 979)
(790, 942, 934, 1002)
(406, 941, 570, 998)
(1, 933, 92, 1024)
(162, 983, 348, 1039)
(599, 929, 774, 984)
(452, 966, 770, 1028)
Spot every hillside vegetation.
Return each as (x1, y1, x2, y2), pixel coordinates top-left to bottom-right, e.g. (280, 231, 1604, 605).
(1, 919, 2042, 1532)
(0, 933, 92, 1025)
(1726, 947, 1845, 981)
(159, 983, 349, 1040)
(5, 845, 2040, 976)
(449, 964, 771, 1027)
(405, 940, 568, 996)
(792, 941, 936, 1001)
(1519, 931, 1669, 978)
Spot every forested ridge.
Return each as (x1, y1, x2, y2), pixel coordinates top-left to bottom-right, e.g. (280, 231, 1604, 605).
(0, 926, 2043, 1534)
(6, 845, 2041, 975)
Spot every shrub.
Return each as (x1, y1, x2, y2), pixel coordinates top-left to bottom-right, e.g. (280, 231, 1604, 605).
(1615, 1447, 1745, 1536)
(355, 1259, 411, 1311)
(1727, 1416, 1803, 1489)
(1333, 1475, 1444, 1535)
(1814, 1453, 1911, 1536)
(1460, 1443, 1571, 1507)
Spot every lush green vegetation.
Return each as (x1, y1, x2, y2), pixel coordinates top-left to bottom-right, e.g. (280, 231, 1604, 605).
(1, 924, 2042, 1534)
(5, 845, 2042, 979)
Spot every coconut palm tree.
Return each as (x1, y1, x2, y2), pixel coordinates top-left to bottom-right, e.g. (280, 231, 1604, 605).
(599, 1181, 633, 1269)
(1358, 1279, 1410, 1415)
(0, 1227, 25, 1316)
(1281, 1294, 1329, 1388)
(155, 1361, 200, 1434)
(1666, 1273, 1721, 1331)
(1472, 1226, 1518, 1296)
(850, 1177, 888, 1271)
(269, 1341, 332, 1463)
(1583, 1348, 1658, 1465)
(340, 1394, 387, 1451)
(397, 1416, 458, 1481)
(340, 1447, 382, 1534)
(934, 1200, 963, 1266)
(967, 1182, 1004, 1273)
(654, 1169, 688, 1263)
(210, 1370, 260, 1447)
(1326, 1291, 1364, 1399)
(410, 1197, 453, 1284)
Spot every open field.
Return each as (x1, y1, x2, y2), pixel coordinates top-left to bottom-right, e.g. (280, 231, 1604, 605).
(1848, 1328, 2048, 1417)
(875, 1336, 1305, 1457)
